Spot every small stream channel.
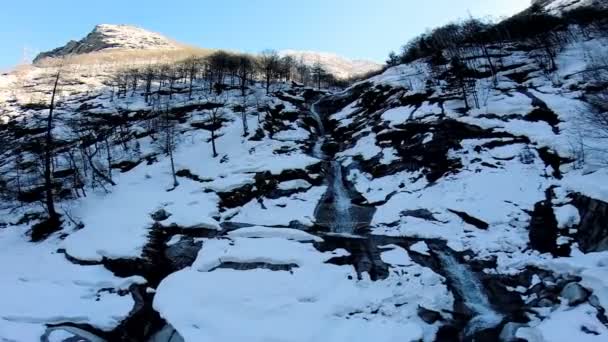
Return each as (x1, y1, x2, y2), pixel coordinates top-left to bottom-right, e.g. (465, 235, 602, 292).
(309, 96, 514, 341)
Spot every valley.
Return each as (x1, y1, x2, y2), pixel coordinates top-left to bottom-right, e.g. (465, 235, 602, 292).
(1, 2, 608, 342)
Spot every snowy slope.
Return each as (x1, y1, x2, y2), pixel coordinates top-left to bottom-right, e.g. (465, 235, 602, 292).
(2, 13, 608, 342)
(533, 0, 608, 14)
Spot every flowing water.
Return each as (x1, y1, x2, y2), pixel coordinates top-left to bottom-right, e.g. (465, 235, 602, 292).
(329, 160, 354, 234)
(310, 101, 326, 159)
(434, 250, 503, 336)
(311, 100, 355, 234)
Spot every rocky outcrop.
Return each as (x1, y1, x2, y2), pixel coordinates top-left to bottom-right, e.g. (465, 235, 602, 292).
(529, 190, 559, 254)
(33, 24, 180, 63)
(571, 193, 608, 252)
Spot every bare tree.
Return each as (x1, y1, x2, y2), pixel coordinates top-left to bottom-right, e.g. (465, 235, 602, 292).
(258, 50, 280, 94)
(204, 93, 227, 158)
(183, 57, 200, 100)
(311, 60, 326, 90)
(237, 54, 254, 96)
(153, 104, 180, 188)
(44, 70, 61, 222)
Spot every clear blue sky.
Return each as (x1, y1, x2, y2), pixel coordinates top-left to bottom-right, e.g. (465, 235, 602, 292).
(1, 0, 531, 69)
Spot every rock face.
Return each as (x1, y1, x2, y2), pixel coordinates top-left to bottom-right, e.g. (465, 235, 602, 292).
(532, 0, 608, 14)
(529, 197, 559, 254)
(33, 24, 180, 63)
(572, 193, 608, 252)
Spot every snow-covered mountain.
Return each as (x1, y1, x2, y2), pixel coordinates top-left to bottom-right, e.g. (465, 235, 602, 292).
(2, 6, 608, 342)
(533, 0, 608, 14)
(33, 24, 182, 63)
(280, 50, 382, 79)
(33, 24, 382, 80)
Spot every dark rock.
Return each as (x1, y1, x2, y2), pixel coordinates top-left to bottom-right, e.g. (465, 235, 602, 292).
(316, 235, 389, 281)
(526, 108, 560, 133)
(209, 262, 299, 272)
(151, 209, 171, 222)
(417, 306, 442, 324)
(164, 237, 202, 270)
(537, 147, 572, 179)
(175, 169, 212, 183)
(402, 209, 440, 222)
(448, 209, 489, 229)
(529, 189, 558, 254)
(536, 298, 556, 307)
(571, 193, 608, 252)
(435, 325, 461, 342)
(30, 215, 62, 242)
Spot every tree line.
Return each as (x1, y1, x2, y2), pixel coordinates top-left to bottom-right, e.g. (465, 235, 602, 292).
(384, 5, 608, 111)
(108, 49, 342, 104)
(0, 46, 351, 239)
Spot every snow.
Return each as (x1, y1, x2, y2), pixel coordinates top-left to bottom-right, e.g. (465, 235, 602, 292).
(277, 179, 313, 191)
(228, 186, 327, 227)
(554, 204, 581, 229)
(563, 168, 608, 203)
(337, 132, 382, 160)
(0, 228, 142, 340)
(63, 161, 221, 261)
(410, 241, 431, 256)
(526, 304, 608, 341)
(227, 226, 323, 242)
(155, 236, 452, 342)
(3, 18, 608, 342)
(381, 106, 416, 126)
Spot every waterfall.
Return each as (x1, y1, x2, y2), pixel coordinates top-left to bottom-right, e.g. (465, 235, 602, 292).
(310, 101, 326, 159)
(434, 250, 503, 336)
(310, 99, 355, 234)
(330, 161, 354, 234)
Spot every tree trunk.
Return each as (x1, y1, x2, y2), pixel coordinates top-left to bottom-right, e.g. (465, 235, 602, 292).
(169, 149, 178, 188)
(44, 71, 60, 220)
(266, 71, 271, 94)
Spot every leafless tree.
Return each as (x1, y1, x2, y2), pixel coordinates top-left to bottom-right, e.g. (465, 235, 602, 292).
(237, 54, 254, 96)
(258, 50, 280, 94)
(44, 70, 61, 222)
(153, 104, 180, 188)
(204, 93, 227, 158)
(311, 60, 326, 90)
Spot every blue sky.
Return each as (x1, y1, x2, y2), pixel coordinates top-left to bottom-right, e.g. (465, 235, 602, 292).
(0, 0, 531, 69)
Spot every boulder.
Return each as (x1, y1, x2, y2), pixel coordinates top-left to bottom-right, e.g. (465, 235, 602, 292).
(417, 306, 442, 324)
(151, 209, 171, 222)
(560, 282, 590, 306)
(499, 322, 528, 342)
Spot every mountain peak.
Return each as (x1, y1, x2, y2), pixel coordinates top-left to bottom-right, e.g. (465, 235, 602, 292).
(33, 24, 181, 63)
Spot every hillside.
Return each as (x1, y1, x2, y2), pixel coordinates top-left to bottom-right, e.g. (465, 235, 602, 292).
(33, 24, 182, 63)
(33, 24, 380, 80)
(534, 0, 608, 14)
(280, 50, 382, 79)
(1, 3, 608, 342)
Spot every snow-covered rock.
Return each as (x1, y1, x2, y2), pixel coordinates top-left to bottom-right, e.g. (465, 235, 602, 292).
(34, 24, 181, 63)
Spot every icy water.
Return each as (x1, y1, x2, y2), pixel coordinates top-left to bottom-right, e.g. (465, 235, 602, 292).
(311, 100, 355, 234)
(435, 250, 503, 336)
(329, 160, 354, 234)
(310, 101, 326, 159)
